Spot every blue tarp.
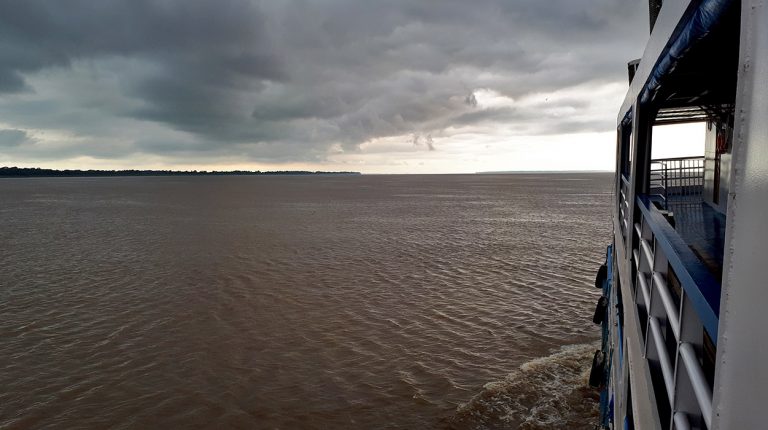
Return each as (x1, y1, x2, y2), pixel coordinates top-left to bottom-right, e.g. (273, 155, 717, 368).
(640, 0, 732, 105)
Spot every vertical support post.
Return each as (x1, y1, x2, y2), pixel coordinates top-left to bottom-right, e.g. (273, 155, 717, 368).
(632, 103, 654, 199)
(627, 99, 653, 320)
(712, 1, 768, 429)
(674, 292, 706, 426)
(664, 162, 669, 209)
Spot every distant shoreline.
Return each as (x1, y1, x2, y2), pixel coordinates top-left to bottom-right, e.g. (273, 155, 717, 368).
(0, 167, 362, 178)
(476, 170, 612, 174)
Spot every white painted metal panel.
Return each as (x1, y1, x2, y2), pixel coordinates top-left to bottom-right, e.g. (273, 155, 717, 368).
(712, 1, 768, 428)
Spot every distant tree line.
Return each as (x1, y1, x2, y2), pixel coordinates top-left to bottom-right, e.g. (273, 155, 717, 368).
(0, 167, 362, 177)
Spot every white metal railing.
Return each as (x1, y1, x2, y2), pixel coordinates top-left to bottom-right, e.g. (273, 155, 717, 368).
(650, 156, 705, 209)
(631, 198, 715, 429)
(680, 343, 713, 429)
(674, 412, 692, 430)
(654, 271, 681, 339)
(637, 263, 652, 310)
(650, 317, 675, 395)
(620, 174, 631, 241)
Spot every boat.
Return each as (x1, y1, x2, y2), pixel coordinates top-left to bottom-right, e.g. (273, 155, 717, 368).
(592, 0, 767, 428)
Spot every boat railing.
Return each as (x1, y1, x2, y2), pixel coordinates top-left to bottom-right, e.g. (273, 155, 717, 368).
(630, 195, 721, 429)
(619, 174, 631, 242)
(650, 156, 705, 209)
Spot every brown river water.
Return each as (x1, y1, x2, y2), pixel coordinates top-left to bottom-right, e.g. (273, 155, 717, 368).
(0, 173, 612, 429)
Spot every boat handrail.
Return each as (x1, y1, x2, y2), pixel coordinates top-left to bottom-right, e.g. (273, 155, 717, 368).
(631, 194, 718, 428)
(680, 342, 714, 429)
(635, 195, 720, 340)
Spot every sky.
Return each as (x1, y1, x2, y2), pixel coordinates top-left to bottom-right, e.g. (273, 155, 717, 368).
(0, 0, 655, 174)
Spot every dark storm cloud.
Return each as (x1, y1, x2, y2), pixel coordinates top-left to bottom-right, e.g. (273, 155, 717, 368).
(0, 129, 31, 146)
(0, 0, 647, 162)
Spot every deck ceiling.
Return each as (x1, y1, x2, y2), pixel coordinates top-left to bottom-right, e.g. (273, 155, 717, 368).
(652, 1, 741, 124)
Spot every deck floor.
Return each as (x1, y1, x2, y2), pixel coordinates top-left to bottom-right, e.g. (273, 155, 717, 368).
(667, 198, 726, 280)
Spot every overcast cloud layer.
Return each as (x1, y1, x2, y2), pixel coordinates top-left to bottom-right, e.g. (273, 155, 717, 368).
(0, 0, 648, 172)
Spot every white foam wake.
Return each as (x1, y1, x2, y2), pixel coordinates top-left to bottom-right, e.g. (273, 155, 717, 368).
(447, 343, 600, 430)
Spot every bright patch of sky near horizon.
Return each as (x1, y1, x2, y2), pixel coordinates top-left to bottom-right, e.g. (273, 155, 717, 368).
(651, 122, 706, 160)
(0, 1, 686, 174)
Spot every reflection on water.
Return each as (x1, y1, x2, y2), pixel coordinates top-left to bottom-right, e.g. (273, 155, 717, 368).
(0, 173, 611, 429)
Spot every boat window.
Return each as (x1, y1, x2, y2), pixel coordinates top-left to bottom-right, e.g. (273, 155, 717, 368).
(619, 125, 633, 179)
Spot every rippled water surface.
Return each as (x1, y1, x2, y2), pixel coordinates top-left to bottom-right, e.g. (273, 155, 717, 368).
(1, 174, 612, 429)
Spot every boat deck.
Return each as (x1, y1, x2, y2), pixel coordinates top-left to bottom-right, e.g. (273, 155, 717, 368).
(667, 198, 726, 280)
